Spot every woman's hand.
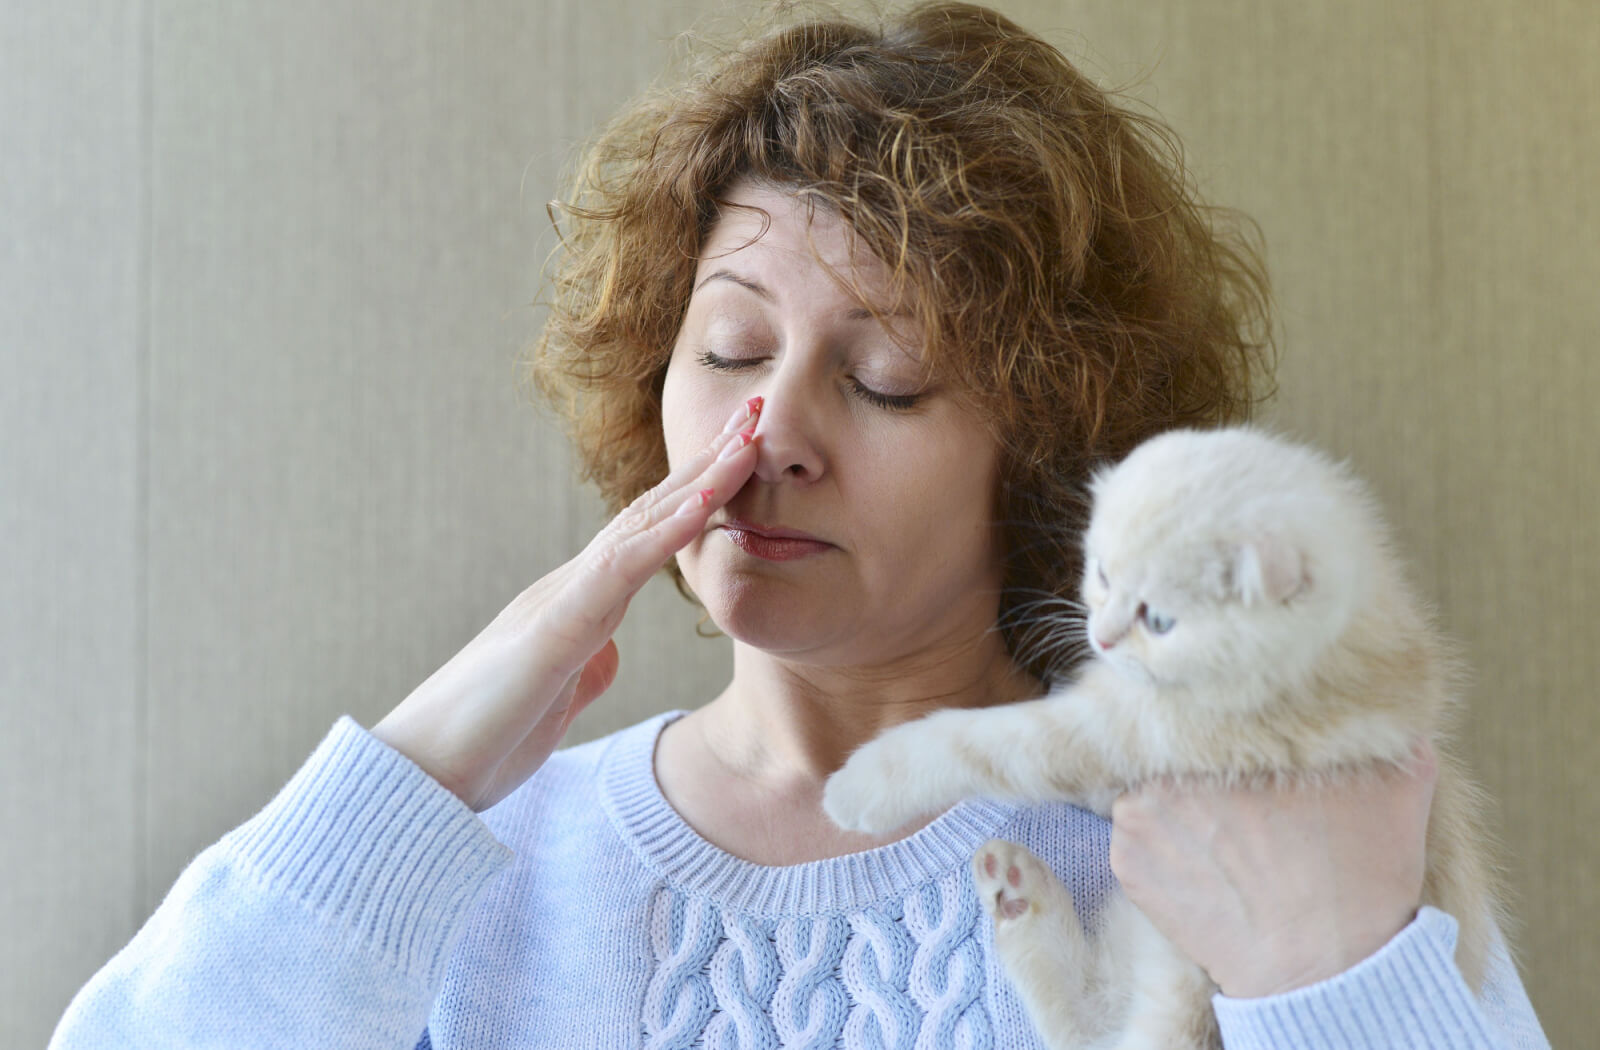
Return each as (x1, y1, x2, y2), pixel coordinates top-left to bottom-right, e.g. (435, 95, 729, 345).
(370, 398, 763, 812)
(1109, 740, 1438, 999)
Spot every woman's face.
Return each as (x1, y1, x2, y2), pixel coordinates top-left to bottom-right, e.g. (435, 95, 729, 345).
(662, 181, 1007, 667)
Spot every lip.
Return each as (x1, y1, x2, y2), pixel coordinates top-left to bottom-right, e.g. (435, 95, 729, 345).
(719, 519, 826, 542)
(717, 518, 833, 562)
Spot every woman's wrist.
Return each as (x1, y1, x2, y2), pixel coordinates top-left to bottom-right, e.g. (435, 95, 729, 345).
(1214, 907, 1418, 998)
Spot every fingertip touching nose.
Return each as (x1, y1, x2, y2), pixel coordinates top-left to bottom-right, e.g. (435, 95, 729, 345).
(746, 394, 825, 483)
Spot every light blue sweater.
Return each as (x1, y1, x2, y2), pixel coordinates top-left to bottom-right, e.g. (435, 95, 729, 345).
(51, 712, 1549, 1049)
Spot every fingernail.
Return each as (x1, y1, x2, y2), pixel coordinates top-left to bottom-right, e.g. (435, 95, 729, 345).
(720, 403, 750, 434)
(715, 428, 756, 461)
(674, 488, 714, 516)
(719, 396, 764, 435)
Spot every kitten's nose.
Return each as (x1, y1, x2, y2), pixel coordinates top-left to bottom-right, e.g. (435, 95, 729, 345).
(1092, 619, 1130, 651)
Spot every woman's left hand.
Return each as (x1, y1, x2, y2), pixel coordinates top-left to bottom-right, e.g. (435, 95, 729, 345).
(1109, 740, 1438, 999)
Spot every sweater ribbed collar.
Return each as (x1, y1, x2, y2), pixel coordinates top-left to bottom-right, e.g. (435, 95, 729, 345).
(598, 711, 1021, 918)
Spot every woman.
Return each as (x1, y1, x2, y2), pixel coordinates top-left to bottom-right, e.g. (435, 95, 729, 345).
(52, 3, 1547, 1048)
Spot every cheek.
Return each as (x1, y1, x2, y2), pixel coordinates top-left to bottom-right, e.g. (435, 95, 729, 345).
(1132, 632, 1172, 672)
(844, 430, 999, 592)
(660, 351, 730, 469)
(1148, 623, 1225, 680)
(894, 432, 998, 550)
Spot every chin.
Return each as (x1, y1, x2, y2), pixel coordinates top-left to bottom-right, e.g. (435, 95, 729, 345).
(694, 565, 877, 663)
(701, 575, 827, 653)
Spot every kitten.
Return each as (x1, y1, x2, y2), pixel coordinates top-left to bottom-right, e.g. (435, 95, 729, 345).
(822, 426, 1505, 1050)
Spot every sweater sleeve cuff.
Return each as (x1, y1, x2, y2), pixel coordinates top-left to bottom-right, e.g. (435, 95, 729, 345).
(220, 715, 515, 985)
(1212, 907, 1500, 1050)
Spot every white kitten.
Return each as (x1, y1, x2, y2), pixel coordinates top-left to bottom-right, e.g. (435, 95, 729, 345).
(823, 426, 1504, 1050)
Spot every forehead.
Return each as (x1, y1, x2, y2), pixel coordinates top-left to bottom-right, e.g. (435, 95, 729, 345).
(697, 182, 902, 310)
(1085, 493, 1181, 570)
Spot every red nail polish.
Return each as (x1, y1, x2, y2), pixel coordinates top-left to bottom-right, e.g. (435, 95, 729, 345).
(746, 396, 764, 416)
(698, 488, 714, 506)
(716, 429, 754, 461)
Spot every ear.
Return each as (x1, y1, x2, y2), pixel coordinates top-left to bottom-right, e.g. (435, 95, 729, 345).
(1232, 536, 1305, 605)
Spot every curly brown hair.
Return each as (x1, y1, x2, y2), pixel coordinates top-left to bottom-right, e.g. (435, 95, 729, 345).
(524, 0, 1275, 681)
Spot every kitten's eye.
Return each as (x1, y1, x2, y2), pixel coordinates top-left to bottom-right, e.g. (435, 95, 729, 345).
(1141, 605, 1176, 635)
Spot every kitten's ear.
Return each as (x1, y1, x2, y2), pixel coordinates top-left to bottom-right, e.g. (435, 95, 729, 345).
(1231, 536, 1305, 605)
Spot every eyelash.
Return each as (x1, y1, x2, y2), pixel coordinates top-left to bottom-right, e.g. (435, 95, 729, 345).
(694, 350, 922, 411)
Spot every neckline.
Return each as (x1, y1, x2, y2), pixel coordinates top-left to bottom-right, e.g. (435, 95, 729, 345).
(597, 710, 1022, 918)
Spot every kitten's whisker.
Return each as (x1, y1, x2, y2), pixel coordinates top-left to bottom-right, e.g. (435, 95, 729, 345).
(997, 604, 1086, 630)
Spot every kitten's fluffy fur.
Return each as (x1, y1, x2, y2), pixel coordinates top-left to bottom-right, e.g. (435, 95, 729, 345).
(823, 426, 1505, 1050)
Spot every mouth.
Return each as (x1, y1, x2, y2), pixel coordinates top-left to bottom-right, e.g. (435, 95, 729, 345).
(717, 519, 834, 562)
(1101, 650, 1157, 685)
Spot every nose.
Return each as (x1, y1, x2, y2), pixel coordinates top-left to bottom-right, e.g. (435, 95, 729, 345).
(1090, 614, 1131, 652)
(748, 372, 826, 485)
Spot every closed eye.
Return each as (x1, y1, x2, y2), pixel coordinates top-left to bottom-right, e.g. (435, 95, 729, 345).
(848, 378, 921, 410)
(696, 350, 922, 411)
(696, 349, 763, 372)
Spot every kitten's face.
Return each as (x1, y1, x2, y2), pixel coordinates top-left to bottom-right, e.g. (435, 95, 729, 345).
(1080, 544, 1296, 689)
(1070, 427, 1366, 699)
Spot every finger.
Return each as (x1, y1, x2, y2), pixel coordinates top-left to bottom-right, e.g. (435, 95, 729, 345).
(1108, 805, 1139, 884)
(546, 643, 616, 739)
(577, 427, 761, 603)
(549, 667, 581, 718)
(573, 638, 620, 713)
(1408, 736, 1439, 779)
(1400, 737, 1439, 813)
(1110, 788, 1152, 830)
(628, 397, 764, 517)
(1111, 791, 1135, 823)
(612, 429, 760, 551)
(537, 427, 761, 674)
(583, 401, 759, 561)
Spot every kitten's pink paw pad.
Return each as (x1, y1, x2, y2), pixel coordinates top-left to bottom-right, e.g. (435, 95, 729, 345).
(973, 839, 1059, 924)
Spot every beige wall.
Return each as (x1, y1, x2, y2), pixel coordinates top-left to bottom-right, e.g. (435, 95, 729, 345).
(3, 1, 1593, 1046)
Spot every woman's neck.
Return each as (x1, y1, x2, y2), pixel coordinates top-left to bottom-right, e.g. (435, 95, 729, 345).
(652, 627, 1039, 865)
(700, 629, 1041, 790)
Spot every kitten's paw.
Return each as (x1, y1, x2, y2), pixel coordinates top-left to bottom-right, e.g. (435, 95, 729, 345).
(822, 737, 925, 834)
(973, 839, 1071, 925)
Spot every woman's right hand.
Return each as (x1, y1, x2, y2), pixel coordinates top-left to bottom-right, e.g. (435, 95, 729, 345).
(371, 397, 763, 812)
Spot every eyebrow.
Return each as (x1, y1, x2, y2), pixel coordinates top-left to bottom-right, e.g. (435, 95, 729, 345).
(693, 268, 901, 321)
(695, 268, 771, 301)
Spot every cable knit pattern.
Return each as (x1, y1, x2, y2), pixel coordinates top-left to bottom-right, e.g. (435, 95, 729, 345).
(773, 917, 852, 1047)
(842, 906, 918, 1049)
(705, 913, 782, 1050)
(638, 879, 993, 1050)
(906, 880, 990, 1050)
(643, 891, 723, 1049)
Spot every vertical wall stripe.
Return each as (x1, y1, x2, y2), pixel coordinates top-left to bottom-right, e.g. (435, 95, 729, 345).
(133, 0, 154, 932)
